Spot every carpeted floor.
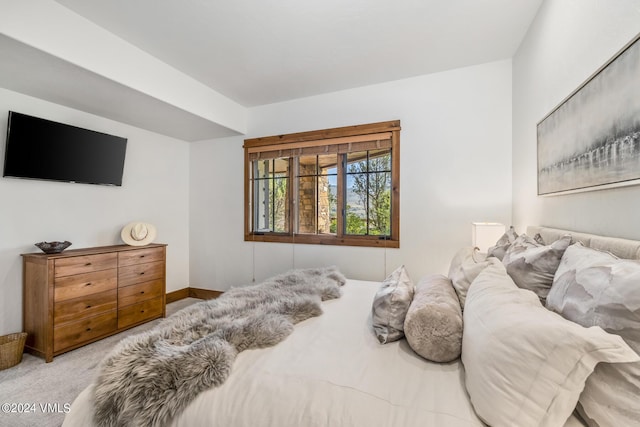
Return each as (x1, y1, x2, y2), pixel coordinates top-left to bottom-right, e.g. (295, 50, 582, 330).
(0, 298, 200, 427)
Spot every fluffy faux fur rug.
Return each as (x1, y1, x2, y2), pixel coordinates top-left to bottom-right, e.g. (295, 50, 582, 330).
(92, 267, 345, 427)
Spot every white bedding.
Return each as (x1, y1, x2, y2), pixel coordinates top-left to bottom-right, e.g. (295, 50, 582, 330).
(64, 279, 586, 427)
(64, 280, 481, 426)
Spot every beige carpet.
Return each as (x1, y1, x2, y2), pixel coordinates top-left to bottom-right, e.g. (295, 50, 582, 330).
(0, 298, 200, 427)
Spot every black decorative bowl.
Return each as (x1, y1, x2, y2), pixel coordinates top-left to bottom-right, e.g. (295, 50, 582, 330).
(35, 241, 72, 254)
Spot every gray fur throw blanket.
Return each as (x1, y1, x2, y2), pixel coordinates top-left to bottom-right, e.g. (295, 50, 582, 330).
(93, 267, 345, 427)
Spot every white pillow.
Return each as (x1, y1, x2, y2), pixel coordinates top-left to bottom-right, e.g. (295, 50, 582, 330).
(462, 262, 639, 427)
(448, 247, 497, 308)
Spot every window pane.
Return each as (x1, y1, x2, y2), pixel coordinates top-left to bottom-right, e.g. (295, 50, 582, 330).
(298, 174, 316, 234)
(298, 155, 317, 175)
(345, 150, 392, 237)
(347, 151, 368, 172)
(318, 154, 338, 174)
(318, 174, 336, 234)
(319, 155, 337, 234)
(367, 171, 391, 235)
(256, 159, 269, 179)
(345, 173, 367, 235)
(271, 177, 289, 232)
(297, 156, 317, 234)
(368, 149, 391, 172)
(252, 158, 289, 233)
(254, 173, 270, 232)
(296, 154, 338, 235)
(346, 151, 369, 235)
(273, 158, 290, 176)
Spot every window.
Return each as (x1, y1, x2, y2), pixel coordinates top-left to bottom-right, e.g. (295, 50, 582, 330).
(244, 120, 400, 248)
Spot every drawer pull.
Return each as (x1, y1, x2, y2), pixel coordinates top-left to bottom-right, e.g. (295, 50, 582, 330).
(86, 305, 92, 309)
(140, 310, 145, 313)
(140, 255, 145, 258)
(140, 291, 145, 294)
(139, 272, 145, 275)
(85, 262, 92, 266)
(86, 328, 92, 332)
(85, 282, 92, 287)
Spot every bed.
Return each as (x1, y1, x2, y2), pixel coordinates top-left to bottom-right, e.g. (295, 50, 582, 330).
(63, 226, 640, 427)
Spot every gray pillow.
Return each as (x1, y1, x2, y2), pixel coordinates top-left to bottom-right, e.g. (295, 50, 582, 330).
(448, 247, 498, 308)
(501, 233, 571, 303)
(486, 226, 519, 260)
(404, 274, 463, 362)
(371, 265, 414, 344)
(547, 243, 640, 427)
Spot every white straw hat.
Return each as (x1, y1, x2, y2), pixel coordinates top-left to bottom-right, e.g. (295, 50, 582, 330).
(121, 222, 157, 246)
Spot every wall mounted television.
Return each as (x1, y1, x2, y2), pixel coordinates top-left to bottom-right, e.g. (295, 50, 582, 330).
(3, 111, 127, 186)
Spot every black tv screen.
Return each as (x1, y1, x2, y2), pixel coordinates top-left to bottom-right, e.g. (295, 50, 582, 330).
(3, 111, 127, 186)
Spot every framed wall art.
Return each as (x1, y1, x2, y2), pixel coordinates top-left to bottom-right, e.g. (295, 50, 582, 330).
(537, 32, 640, 196)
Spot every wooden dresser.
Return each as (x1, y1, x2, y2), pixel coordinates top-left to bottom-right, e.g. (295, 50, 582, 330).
(22, 243, 167, 362)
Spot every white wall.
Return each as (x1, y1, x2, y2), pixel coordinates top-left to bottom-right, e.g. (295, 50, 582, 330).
(512, 0, 640, 238)
(0, 88, 190, 335)
(190, 60, 513, 290)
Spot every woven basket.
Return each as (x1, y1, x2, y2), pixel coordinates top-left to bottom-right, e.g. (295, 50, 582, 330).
(0, 332, 27, 370)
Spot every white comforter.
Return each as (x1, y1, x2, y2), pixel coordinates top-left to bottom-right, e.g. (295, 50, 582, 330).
(64, 279, 585, 427)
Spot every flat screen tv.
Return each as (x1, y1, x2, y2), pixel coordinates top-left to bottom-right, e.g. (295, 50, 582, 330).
(3, 111, 127, 186)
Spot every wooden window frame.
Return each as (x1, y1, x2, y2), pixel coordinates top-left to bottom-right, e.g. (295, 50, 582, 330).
(244, 120, 400, 248)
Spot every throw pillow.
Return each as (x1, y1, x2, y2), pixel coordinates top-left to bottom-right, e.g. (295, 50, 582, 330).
(448, 247, 498, 308)
(547, 243, 640, 427)
(462, 261, 639, 427)
(486, 226, 519, 260)
(371, 265, 414, 344)
(501, 233, 571, 303)
(404, 274, 462, 362)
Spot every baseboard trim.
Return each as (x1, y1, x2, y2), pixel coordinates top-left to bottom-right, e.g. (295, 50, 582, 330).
(166, 288, 189, 304)
(189, 288, 223, 300)
(166, 287, 222, 303)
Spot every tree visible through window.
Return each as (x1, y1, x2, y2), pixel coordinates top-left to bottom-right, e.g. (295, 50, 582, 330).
(244, 121, 400, 248)
(346, 149, 391, 236)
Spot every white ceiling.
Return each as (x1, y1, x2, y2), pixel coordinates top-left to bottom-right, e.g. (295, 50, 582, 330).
(0, 1, 542, 141)
(54, 0, 543, 107)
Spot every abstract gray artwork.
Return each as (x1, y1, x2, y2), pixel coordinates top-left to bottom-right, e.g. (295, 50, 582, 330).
(538, 34, 640, 195)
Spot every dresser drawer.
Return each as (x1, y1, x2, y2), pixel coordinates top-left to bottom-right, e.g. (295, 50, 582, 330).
(53, 310, 117, 352)
(54, 289, 117, 324)
(118, 247, 164, 267)
(118, 296, 163, 329)
(54, 253, 117, 278)
(54, 269, 117, 302)
(118, 279, 163, 307)
(118, 261, 164, 288)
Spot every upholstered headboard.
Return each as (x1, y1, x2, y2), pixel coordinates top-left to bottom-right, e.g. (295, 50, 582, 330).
(527, 226, 640, 260)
